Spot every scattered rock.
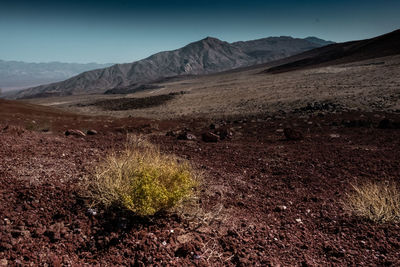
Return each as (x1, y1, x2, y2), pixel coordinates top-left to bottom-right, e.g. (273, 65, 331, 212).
(284, 128, 303, 140)
(65, 129, 86, 137)
(202, 132, 219, 142)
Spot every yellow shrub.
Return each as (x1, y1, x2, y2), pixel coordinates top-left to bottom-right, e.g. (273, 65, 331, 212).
(87, 136, 197, 216)
(344, 180, 400, 223)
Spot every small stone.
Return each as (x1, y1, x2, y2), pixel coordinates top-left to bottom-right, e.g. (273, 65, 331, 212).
(0, 259, 8, 266)
(295, 218, 302, 223)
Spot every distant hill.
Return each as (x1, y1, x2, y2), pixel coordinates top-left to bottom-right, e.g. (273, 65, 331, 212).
(15, 36, 332, 99)
(264, 29, 400, 74)
(0, 60, 113, 92)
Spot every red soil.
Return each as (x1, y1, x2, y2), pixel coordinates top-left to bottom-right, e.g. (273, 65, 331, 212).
(1, 100, 400, 265)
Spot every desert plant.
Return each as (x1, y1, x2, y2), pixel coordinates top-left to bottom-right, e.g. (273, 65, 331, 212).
(86, 135, 198, 216)
(344, 180, 400, 223)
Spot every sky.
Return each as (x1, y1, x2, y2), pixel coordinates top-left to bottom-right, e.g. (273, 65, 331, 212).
(0, 0, 399, 64)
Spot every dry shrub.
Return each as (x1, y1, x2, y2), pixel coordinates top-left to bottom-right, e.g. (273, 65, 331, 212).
(86, 135, 198, 216)
(345, 180, 400, 223)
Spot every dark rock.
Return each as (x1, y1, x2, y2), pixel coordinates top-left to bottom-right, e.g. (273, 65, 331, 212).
(284, 128, 303, 140)
(65, 129, 86, 137)
(177, 132, 196, 140)
(202, 132, 219, 142)
(86, 129, 98, 135)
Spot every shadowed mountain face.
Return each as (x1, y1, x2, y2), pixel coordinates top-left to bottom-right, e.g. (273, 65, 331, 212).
(15, 36, 333, 99)
(264, 29, 400, 74)
(0, 61, 113, 92)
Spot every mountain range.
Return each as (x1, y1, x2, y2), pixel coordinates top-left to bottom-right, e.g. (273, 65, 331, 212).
(14, 36, 333, 99)
(0, 61, 112, 92)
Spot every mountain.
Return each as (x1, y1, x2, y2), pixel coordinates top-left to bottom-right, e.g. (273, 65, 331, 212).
(15, 36, 333, 98)
(264, 29, 400, 74)
(0, 60, 113, 92)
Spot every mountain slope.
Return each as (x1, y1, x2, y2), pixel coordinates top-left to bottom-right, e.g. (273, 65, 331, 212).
(0, 61, 112, 92)
(16, 36, 332, 98)
(264, 29, 400, 74)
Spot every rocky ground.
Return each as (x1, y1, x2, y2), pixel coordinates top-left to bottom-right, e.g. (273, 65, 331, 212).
(1, 101, 400, 265)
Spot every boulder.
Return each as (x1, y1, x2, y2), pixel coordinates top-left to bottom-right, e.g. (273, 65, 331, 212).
(65, 129, 86, 137)
(86, 129, 98, 135)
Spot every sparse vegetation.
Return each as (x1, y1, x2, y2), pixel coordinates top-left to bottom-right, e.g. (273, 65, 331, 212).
(345, 180, 400, 223)
(87, 94, 175, 111)
(86, 135, 198, 216)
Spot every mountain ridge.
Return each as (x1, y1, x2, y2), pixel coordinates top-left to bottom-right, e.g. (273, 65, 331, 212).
(15, 36, 333, 98)
(264, 29, 400, 73)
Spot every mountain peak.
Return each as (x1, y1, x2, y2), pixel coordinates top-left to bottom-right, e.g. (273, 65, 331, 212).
(202, 36, 221, 42)
(199, 36, 224, 45)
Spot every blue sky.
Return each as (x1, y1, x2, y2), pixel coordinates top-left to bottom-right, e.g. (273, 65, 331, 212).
(1, 0, 399, 64)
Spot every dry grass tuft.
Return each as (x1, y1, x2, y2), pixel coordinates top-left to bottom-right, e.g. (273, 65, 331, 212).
(85, 135, 198, 216)
(344, 180, 400, 223)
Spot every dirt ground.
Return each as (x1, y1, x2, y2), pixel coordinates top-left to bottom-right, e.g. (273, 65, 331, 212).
(27, 54, 400, 119)
(1, 98, 400, 265)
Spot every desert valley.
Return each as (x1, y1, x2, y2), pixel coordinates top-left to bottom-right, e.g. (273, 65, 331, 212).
(1, 11, 400, 266)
